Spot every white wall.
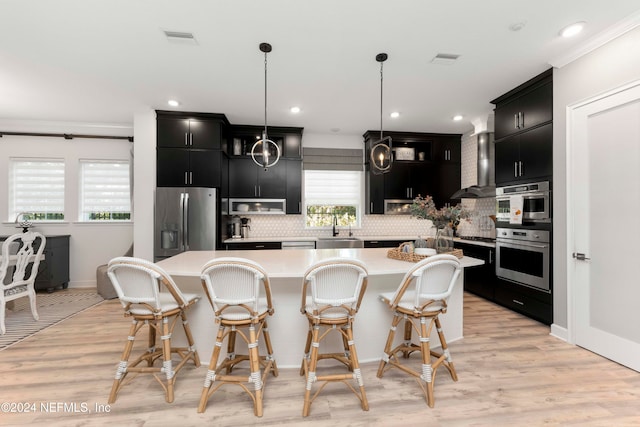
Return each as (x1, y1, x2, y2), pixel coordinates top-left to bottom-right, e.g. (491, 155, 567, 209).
(553, 26, 640, 329)
(0, 120, 133, 288)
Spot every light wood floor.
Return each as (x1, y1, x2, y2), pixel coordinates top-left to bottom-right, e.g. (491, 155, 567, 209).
(1, 292, 639, 426)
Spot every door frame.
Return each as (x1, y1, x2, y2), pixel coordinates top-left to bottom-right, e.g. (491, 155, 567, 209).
(566, 78, 640, 345)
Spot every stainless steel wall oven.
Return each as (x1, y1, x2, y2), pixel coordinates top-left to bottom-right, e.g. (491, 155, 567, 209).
(496, 228, 550, 292)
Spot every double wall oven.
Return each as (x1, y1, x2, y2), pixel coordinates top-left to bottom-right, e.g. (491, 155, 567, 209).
(495, 180, 552, 294)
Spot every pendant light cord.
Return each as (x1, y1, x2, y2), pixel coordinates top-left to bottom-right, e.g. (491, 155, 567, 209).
(380, 60, 383, 141)
(264, 50, 268, 140)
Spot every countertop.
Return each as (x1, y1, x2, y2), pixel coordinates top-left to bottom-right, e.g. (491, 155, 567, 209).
(224, 235, 496, 248)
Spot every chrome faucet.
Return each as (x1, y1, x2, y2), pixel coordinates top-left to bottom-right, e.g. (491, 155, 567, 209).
(332, 214, 339, 237)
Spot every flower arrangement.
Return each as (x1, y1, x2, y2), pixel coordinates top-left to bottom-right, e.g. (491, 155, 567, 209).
(410, 195, 470, 230)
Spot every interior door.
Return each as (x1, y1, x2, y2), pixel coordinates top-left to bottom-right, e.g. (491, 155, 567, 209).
(570, 82, 640, 372)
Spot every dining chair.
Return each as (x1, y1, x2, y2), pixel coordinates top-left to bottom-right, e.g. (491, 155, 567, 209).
(0, 232, 46, 335)
(377, 254, 462, 407)
(107, 256, 200, 403)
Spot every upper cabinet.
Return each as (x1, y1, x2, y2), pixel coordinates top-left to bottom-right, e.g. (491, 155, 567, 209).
(363, 130, 461, 212)
(156, 111, 229, 187)
(492, 69, 553, 141)
(492, 69, 553, 186)
(228, 125, 303, 159)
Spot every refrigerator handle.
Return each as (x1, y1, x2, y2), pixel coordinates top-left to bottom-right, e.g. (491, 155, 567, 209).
(179, 192, 186, 251)
(183, 192, 189, 250)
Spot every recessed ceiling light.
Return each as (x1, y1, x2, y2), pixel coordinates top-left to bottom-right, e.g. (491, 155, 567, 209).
(509, 22, 527, 32)
(430, 53, 460, 65)
(560, 21, 586, 38)
(453, 115, 463, 121)
(290, 106, 301, 114)
(390, 111, 400, 118)
(167, 100, 180, 107)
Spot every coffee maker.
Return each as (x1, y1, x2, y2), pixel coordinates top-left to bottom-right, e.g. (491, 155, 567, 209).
(230, 215, 242, 238)
(240, 217, 251, 239)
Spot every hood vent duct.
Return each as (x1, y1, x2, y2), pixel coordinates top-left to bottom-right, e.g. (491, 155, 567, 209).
(451, 132, 495, 199)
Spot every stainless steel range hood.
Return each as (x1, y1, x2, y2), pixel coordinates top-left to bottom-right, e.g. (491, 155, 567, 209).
(451, 132, 495, 199)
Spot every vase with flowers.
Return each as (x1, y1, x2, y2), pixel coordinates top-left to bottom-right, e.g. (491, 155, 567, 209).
(410, 195, 470, 253)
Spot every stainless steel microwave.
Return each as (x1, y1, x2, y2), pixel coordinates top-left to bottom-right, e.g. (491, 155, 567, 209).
(495, 181, 551, 223)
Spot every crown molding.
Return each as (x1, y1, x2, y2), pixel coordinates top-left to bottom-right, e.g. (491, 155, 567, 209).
(549, 10, 640, 68)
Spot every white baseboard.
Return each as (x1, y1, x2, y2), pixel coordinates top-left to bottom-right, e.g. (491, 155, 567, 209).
(550, 323, 568, 342)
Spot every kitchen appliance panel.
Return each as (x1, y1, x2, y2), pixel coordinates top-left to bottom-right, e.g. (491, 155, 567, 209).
(495, 181, 551, 223)
(155, 187, 185, 258)
(184, 187, 218, 251)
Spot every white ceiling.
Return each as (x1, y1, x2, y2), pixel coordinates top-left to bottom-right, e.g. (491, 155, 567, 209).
(1, 1, 639, 136)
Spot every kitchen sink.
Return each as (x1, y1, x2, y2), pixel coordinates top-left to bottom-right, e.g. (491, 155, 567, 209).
(315, 237, 364, 249)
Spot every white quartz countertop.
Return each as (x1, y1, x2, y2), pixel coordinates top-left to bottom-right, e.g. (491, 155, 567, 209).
(158, 247, 484, 278)
(224, 235, 495, 247)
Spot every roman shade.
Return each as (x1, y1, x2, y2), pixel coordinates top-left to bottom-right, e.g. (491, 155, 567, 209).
(302, 148, 363, 171)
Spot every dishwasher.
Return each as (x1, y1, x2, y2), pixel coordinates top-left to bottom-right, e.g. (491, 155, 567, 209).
(281, 241, 316, 250)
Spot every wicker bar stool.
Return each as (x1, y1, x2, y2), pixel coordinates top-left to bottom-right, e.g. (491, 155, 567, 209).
(198, 257, 278, 417)
(106, 257, 200, 404)
(377, 254, 462, 407)
(300, 257, 369, 417)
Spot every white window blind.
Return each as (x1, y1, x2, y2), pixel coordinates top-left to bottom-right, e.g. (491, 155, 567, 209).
(9, 158, 65, 221)
(80, 160, 131, 221)
(304, 170, 361, 206)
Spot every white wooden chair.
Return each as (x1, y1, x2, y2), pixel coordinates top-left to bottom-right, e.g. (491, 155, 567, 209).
(0, 232, 46, 335)
(377, 254, 462, 407)
(198, 257, 278, 417)
(299, 257, 369, 417)
(106, 256, 200, 404)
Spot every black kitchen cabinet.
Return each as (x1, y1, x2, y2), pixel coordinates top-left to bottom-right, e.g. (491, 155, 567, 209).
(228, 157, 287, 199)
(453, 241, 496, 300)
(156, 111, 228, 188)
(365, 164, 385, 214)
(157, 111, 228, 149)
(228, 125, 303, 159)
(363, 130, 461, 212)
(492, 69, 553, 186)
(494, 278, 552, 325)
(493, 70, 553, 140)
(225, 241, 282, 250)
(286, 160, 302, 214)
(157, 148, 222, 187)
(494, 122, 552, 185)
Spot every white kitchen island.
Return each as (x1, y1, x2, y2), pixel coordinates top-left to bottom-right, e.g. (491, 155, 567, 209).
(157, 248, 483, 368)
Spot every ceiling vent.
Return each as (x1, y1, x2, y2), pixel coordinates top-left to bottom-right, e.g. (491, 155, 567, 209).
(163, 30, 198, 45)
(430, 53, 460, 65)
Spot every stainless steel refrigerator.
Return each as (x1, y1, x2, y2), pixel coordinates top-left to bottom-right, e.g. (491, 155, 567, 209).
(154, 187, 218, 261)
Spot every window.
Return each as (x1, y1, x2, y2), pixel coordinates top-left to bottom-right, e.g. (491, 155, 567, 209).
(79, 160, 131, 221)
(304, 170, 361, 228)
(9, 158, 65, 221)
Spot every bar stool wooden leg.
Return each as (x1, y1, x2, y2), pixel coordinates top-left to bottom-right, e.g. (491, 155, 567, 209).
(377, 313, 402, 377)
(198, 324, 227, 413)
(181, 311, 200, 367)
(302, 324, 321, 417)
(160, 317, 175, 403)
(419, 317, 435, 408)
(109, 319, 140, 404)
(345, 324, 368, 411)
(434, 316, 457, 381)
(300, 323, 313, 376)
(248, 323, 264, 417)
(261, 320, 279, 377)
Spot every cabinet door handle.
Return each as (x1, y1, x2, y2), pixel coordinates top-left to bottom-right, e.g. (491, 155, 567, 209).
(258, 186, 261, 197)
(514, 114, 519, 129)
(184, 171, 188, 185)
(255, 245, 265, 249)
(519, 112, 524, 128)
(185, 133, 188, 146)
(514, 162, 518, 177)
(189, 171, 193, 185)
(254, 185, 258, 197)
(370, 202, 374, 212)
(519, 161, 523, 176)
(190, 132, 193, 146)
(512, 299, 524, 306)
(489, 251, 493, 264)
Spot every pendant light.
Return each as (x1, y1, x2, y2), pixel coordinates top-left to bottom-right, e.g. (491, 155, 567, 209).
(251, 42, 281, 170)
(370, 53, 392, 175)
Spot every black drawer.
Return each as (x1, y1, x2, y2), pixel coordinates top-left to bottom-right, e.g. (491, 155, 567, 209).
(364, 240, 405, 248)
(495, 281, 552, 324)
(225, 241, 282, 250)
